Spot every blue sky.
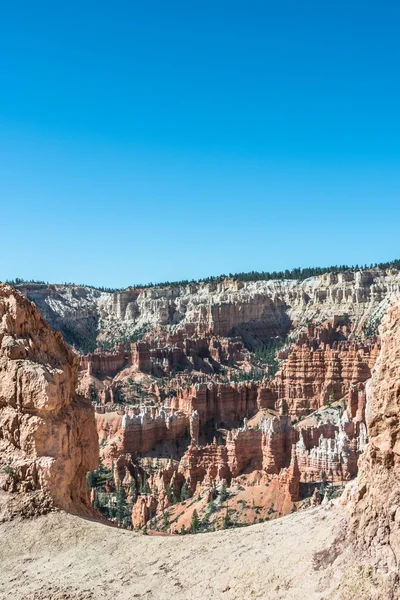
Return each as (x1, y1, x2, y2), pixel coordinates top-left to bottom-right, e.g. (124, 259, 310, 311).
(1, 1, 399, 287)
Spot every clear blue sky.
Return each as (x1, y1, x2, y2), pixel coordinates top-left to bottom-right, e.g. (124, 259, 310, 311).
(1, 1, 399, 287)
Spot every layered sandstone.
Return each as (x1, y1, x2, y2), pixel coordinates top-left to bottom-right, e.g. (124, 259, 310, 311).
(111, 414, 302, 529)
(262, 328, 379, 418)
(80, 348, 128, 377)
(120, 407, 189, 455)
(0, 284, 98, 520)
(80, 335, 247, 381)
(15, 270, 398, 535)
(349, 300, 400, 573)
(17, 269, 400, 351)
(171, 381, 259, 427)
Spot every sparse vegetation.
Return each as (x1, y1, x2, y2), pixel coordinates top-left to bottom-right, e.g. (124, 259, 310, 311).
(252, 337, 286, 376)
(229, 368, 265, 383)
(362, 314, 383, 338)
(87, 460, 135, 526)
(87, 459, 113, 490)
(223, 509, 233, 529)
(2, 465, 15, 476)
(180, 482, 190, 501)
(115, 486, 131, 527)
(97, 323, 151, 350)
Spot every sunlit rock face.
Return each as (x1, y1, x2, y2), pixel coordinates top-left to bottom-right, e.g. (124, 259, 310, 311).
(0, 284, 98, 521)
(16, 270, 400, 351)
(349, 300, 400, 573)
(263, 332, 379, 418)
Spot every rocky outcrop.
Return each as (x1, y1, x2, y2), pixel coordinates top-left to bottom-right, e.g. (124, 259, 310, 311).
(79, 335, 247, 382)
(349, 300, 400, 573)
(88, 270, 400, 345)
(17, 283, 102, 353)
(94, 315, 379, 531)
(95, 411, 123, 445)
(122, 421, 301, 529)
(15, 269, 400, 536)
(0, 284, 98, 521)
(113, 414, 303, 529)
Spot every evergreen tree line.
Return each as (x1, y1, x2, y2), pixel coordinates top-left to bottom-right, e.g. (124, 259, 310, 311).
(7, 258, 400, 293)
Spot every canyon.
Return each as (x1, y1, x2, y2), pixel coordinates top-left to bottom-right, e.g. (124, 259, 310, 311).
(12, 268, 400, 533)
(0, 267, 399, 598)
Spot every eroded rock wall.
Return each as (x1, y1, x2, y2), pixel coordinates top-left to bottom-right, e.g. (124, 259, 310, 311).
(17, 270, 400, 350)
(264, 336, 379, 418)
(0, 284, 98, 521)
(349, 301, 400, 573)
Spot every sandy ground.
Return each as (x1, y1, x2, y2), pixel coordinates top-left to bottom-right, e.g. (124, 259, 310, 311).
(0, 502, 382, 600)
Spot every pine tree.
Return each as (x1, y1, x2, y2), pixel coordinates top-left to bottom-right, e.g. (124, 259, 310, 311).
(220, 482, 228, 502)
(162, 512, 169, 531)
(223, 509, 232, 529)
(140, 473, 151, 495)
(191, 509, 200, 533)
(181, 482, 190, 500)
(115, 487, 128, 525)
(93, 491, 100, 510)
(166, 483, 173, 503)
(130, 481, 137, 504)
(87, 470, 95, 489)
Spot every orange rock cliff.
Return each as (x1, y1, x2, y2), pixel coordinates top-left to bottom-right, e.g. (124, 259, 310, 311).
(0, 284, 98, 521)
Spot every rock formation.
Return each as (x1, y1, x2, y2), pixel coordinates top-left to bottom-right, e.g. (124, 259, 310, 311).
(261, 321, 379, 418)
(88, 315, 380, 531)
(13, 269, 400, 534)
(171, 381, 259, 427)
(17, 269, 400, 351)
(0, 284, 98, 521)
(81, 347, 128, 377)
(349, 300, 400, 575)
